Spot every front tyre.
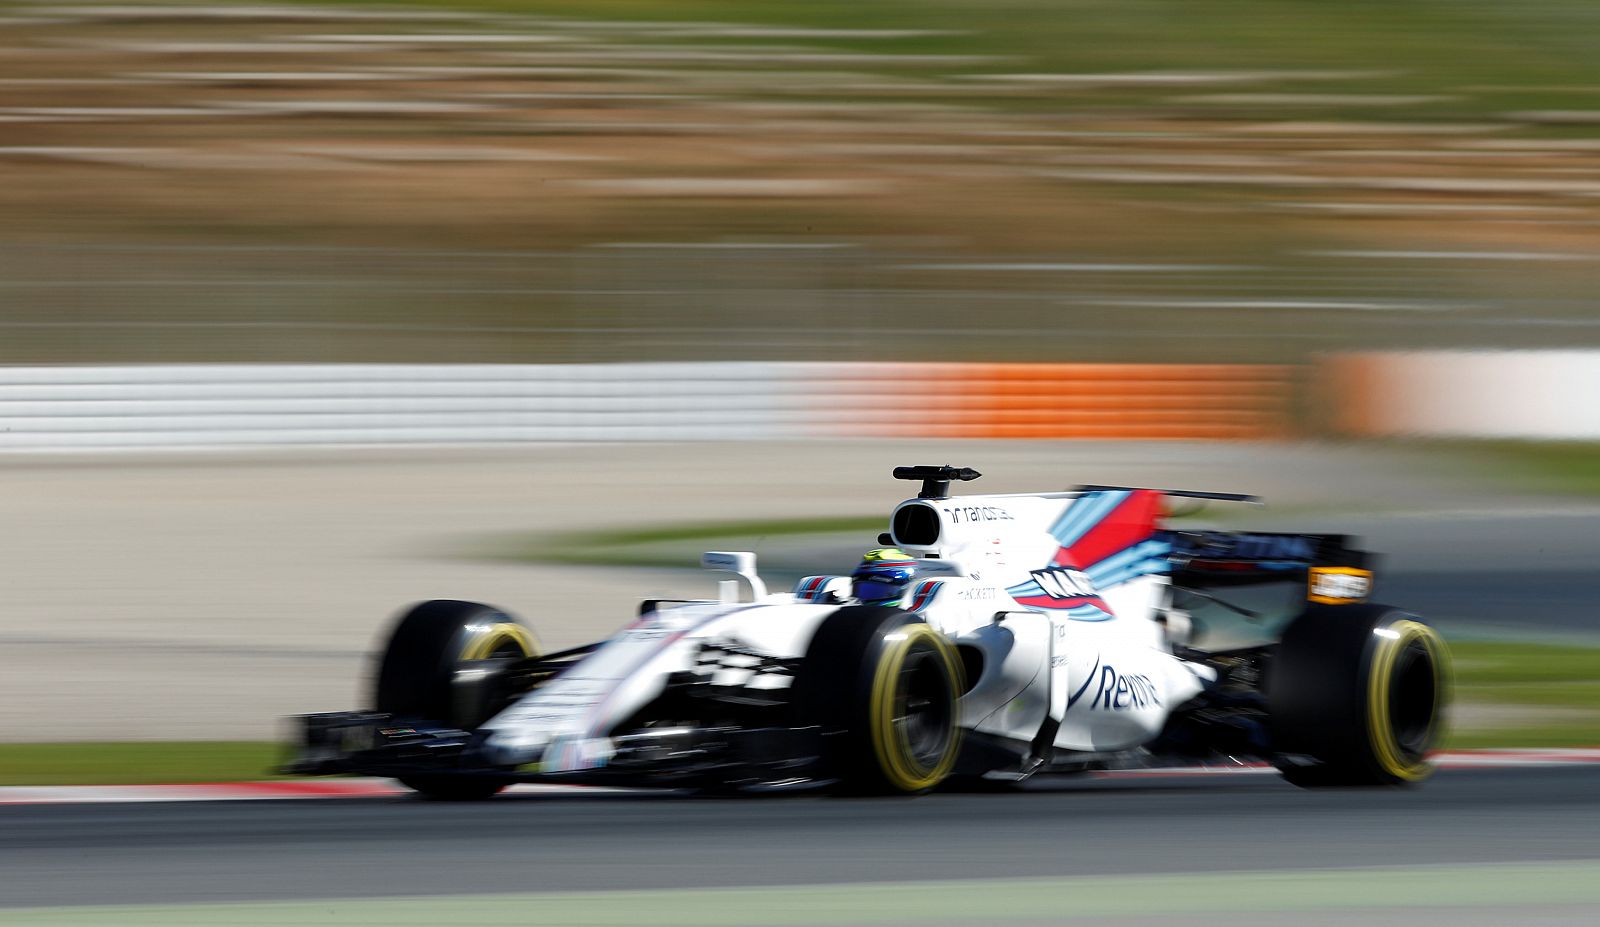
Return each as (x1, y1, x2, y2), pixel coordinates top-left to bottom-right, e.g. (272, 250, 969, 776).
(796, 606, 963, 795)
(1267, 604, 1449, 787)
(373, 599, 539, 727)
(372, 599, 540, 801)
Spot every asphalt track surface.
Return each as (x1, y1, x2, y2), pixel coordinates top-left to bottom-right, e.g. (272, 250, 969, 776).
(5, 443, 1598, 740)
(0, 449, 1595, 922)
(2, 766, 1597, 911)
(1385, 570, 1596, 640)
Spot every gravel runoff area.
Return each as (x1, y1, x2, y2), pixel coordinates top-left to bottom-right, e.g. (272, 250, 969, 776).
(0, 439, 1574, 741)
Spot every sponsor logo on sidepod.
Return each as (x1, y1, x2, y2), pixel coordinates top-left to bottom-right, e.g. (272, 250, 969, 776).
(1090, 665, 1160, 710)
(1065, 657, 1160, 711)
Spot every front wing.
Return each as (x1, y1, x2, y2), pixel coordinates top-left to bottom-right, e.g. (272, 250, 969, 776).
(284, 710, 826, 788)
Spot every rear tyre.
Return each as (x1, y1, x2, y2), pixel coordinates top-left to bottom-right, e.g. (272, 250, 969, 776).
(372, 599, 540, 800)
(1267, 604, 1448, 787)
(795, 606, 963, 795)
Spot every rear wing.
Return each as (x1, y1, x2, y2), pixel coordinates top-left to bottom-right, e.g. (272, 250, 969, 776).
(1164, 529, 1380, 626)
(1166, 529, 1377, 609)
(1166, 531, 1373, 572)
(1074, 484, 1261, 506)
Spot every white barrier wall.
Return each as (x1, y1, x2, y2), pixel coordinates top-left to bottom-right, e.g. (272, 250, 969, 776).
(0, 364, 826, 450)
(0, 362, 1293, 451)
(1323, 351, 1600, 440)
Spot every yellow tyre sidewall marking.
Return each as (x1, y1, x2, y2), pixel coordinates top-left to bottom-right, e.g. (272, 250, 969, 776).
(460, 621, 539, 662)
(869, 624, 963, 793)
(1366, 618, 1446, 782)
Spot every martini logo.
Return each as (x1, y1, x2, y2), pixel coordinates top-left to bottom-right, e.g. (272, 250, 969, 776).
(1030, 567, 1098, 600)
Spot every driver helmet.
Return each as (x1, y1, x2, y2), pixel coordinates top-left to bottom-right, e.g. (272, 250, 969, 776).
(851, 548, 918, 606)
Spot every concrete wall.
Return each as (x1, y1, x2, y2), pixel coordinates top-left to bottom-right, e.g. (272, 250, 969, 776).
(0, 362, 1294, 451)
(1323, 351, 1600, 440)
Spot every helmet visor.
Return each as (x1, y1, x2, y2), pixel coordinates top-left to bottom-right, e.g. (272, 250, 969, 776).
(854, 578, 908, 603)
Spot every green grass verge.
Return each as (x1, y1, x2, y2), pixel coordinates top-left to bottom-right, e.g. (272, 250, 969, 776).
(1448, 442, 1600, 498)
(1448, 640, 1600, 749)
(0, 641, 1593, 785)
(0, 742, 284, 787)
(287, 0, 1600, 120)
(472, 515, 888, 570)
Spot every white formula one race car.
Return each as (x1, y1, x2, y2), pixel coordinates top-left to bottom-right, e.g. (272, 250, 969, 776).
(287, 466, 1449, 798)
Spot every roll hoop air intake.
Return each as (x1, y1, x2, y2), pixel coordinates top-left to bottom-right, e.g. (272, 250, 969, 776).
(893, 466, 982, 500)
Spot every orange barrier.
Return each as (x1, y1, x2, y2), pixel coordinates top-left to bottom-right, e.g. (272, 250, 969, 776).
(1312, 354, 1375, 436)
(815, 363, 1295, 440)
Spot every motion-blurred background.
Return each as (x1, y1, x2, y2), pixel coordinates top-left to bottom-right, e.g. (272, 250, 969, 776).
(3, 0, 1599, 368)
(2, 1, 1598, 752)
